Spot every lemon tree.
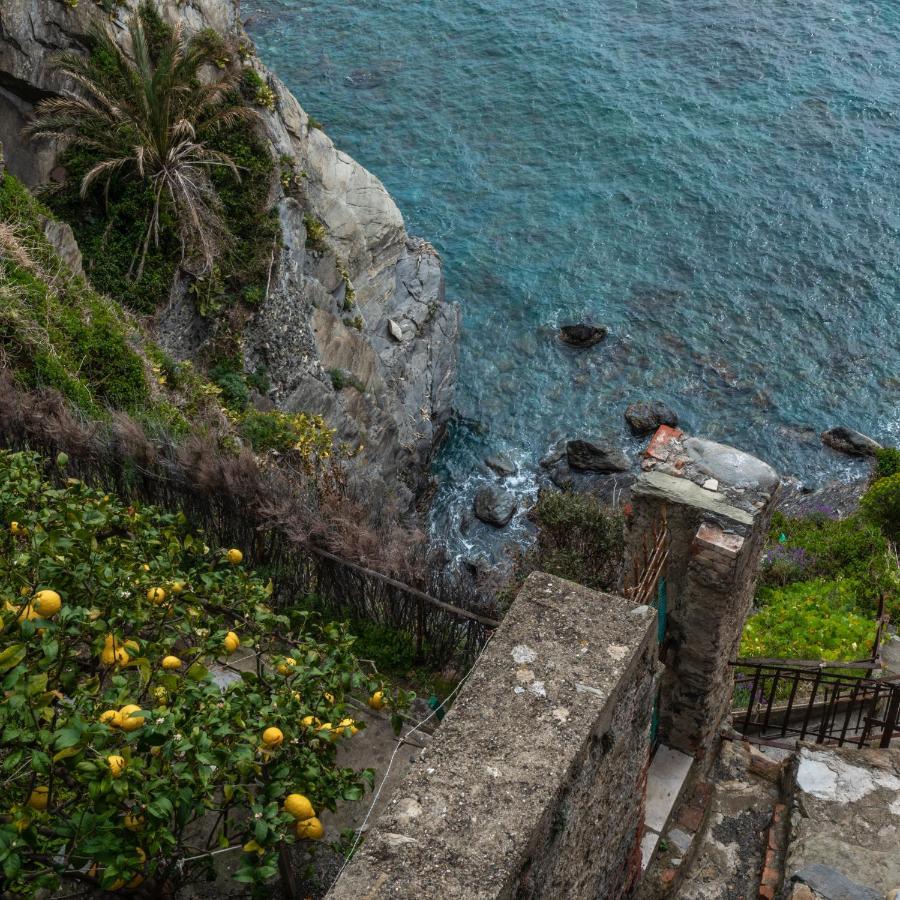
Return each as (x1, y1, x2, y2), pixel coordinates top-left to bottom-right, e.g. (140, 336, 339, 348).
(0, 450, 387, 894)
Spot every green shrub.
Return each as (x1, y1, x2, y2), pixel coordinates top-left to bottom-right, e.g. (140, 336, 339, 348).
(527, 490, 624, 592)
(304, 214, 328, 252)
(874, 447, 900, 481)
(860, 473, 900, 544)
(741, 580, 877, 662)
(0, 449, 383, 893)
(210, 364, 251, 411)
(0, 173, 150, 413)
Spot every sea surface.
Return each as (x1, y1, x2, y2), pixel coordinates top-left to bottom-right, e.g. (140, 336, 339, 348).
(247, 0, 900, 560)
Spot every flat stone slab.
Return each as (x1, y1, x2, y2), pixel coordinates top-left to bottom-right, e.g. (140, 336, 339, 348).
(785, 747, 900, 896)
(632, 469, 755, 526)
(683, 436, 779, 493)
(788, 864, 882, 900)
(645, 745, 694, 833)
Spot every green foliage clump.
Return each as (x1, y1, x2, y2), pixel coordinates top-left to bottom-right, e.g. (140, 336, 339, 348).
(874, 447, 900, 481)
(761, 510, 895, 617)
(0, 173, 149, 413)
(239, 410, 337, 464)
(741, 580, 876, 661)
(242, 69, 276, 111)
(304, 214, 328, 252)
(526, 490, 624, 593)
(328, 369, 365, 392)
(860, 473, 900, 544)
(0, 449, 383, 893)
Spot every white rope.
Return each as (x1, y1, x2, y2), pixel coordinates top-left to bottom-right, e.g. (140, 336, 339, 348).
(329, 638, 491, 888)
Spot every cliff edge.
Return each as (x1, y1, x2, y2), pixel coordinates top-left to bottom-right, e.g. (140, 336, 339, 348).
(0, 0, 459, 508)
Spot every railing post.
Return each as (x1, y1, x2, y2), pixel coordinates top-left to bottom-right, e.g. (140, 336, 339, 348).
(879, 687, 900, 749)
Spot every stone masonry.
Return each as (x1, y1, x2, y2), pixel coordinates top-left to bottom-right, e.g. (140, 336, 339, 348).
(327, 572, 659, 900)
(626, 427, 781, 758)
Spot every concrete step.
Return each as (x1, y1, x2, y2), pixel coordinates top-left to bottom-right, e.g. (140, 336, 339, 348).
(641, 744, 695, 870)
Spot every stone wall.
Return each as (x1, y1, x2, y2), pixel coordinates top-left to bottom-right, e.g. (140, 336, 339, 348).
(328, 572, 658, 900)
(626, 427, 780, 758)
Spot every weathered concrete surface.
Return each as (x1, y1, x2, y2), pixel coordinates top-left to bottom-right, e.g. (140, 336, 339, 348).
(784, 746, 900, 897)
(328, 572, 658, 900)
(627, 428, 780, 758)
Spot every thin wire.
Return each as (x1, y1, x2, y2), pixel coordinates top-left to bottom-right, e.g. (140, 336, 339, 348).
(329, 637, 492, 889)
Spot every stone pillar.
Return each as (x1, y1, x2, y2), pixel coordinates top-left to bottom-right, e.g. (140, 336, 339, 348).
(626, 429, 780, 758)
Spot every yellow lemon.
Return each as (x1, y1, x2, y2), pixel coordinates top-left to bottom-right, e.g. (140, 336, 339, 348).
(301, 715, 320, 729)
(27, 786, 49, 811)
(118, 706, 144, 732)
(147, 587, 166, 604)
(262, 726, 284, 747)
(226, 548, 243, 565)
(123, 812, 144, 831)
(100, 709, 120, 726)
(141, 564, 150, 572)
(32, 590, 61, 617)
(10, 521, 26, 535)
(283, 794, 315, 821)
(107, 755, 126, 777)
(368, 690, 385, 710)
(223, 631, 240, 653)
(338, 717, 359, 736)
(295, 817, 324, 840)
(19, 586, 30, 597)
(114, 647, 131, 667)
(17, 604, 37, 622)
(323, 691, 335, 704)
(276, 658, 297, 676)
(161, 655, 182, 671)
(171, 580, 186, 594)
(153, 686, 168, 705)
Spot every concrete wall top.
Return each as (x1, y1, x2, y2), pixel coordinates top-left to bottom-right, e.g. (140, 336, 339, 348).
(634, 427, 780, 529)
(327, 571, 657, 900)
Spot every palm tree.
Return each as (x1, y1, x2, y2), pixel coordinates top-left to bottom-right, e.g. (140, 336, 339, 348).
(26, 7, 258, 281)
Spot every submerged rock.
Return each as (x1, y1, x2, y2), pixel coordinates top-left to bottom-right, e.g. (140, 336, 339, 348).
(558, 323, 608, 348)
(473, 486, 517, 527)
(625, 401, 679, 436)
(566, 438, 630, 473)
(485, 454, 516, 477)
(821, 427, 882, 457)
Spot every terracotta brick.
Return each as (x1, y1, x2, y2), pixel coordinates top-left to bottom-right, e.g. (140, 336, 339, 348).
(677, 805, 704, 832)
(694, 781, 713, 804)
(772, 802, 786, 821)
(645, 424, 684, 460)
(761, 864, 780, 887)
(767, 828, 779, 851)
(763, 848, 776, 870)
(758, 884, 776, 900)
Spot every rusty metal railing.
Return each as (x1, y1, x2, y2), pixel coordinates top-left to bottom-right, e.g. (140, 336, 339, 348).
(730, 660, 900, 749)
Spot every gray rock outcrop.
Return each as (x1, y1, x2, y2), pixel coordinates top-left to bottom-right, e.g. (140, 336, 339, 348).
(821, 427, 882, 457)
(624, 400, 678, 435)
(473, 486, 517, 527)
(566, 438, 630, 473)
(558, 323, 608, 348)
(0, 0, 459, 510)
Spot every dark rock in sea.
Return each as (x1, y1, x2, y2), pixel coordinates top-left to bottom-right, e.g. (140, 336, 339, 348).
(624, 401, 679, 435)
(485, 454, 516, 477)
(821, 427, 882, 457)
(566, 438, 630, 473)
(558, 323, 608, 348)
(539, 442, 566, 469)
(473, 486, 517, 527)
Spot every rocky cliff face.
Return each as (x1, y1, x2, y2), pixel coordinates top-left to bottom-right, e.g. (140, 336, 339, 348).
(0, 0, 459, 509)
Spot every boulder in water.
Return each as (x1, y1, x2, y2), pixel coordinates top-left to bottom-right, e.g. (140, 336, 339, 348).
(821, 427, 882, 457)
(559, 323, 608, 348)
(473, 486, 517, 527)
(625, 401, 679, 436)
(566, 438, 630, 473)
(485, 454, 516, 477)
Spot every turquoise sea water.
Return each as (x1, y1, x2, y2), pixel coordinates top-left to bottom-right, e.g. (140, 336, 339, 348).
(248, 1, 900, 556)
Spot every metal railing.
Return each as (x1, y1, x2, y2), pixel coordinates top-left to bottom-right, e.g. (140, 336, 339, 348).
(731, 659, 900, 748)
